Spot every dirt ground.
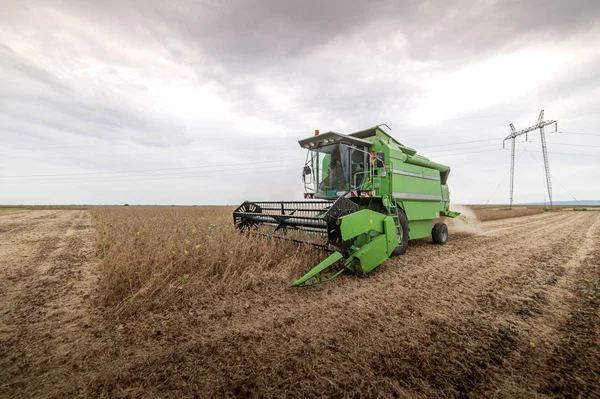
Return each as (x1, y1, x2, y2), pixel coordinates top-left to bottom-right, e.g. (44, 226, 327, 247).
(0, 210, 100, 397)
(0, 209, 598, 398)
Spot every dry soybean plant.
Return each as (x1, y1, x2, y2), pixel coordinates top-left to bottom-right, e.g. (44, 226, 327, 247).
(91, 206, 324, 313)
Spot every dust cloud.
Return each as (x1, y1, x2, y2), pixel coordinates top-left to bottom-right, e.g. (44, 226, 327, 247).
(445, 205, 483, 235)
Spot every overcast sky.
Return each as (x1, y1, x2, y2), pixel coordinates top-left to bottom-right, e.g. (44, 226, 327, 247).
(1, 0, 599, 205)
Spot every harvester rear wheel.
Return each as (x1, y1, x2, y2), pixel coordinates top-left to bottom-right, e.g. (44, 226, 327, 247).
(391, 211, 409, 256)
(432, 222, 448, 245)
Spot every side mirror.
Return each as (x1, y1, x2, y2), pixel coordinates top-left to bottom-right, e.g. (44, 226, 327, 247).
(302, 165, 312, 184)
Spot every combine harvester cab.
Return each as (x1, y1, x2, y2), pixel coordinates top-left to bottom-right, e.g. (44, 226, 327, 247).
(233, 126, 459, 286)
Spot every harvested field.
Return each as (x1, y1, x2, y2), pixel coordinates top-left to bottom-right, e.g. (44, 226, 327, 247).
(471, 206, 546, 222)
(0, 207, 599, 398)
(470, 205, 600, 222)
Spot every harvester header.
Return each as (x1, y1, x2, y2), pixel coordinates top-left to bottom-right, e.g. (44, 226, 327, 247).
(234, 125, 459, 286)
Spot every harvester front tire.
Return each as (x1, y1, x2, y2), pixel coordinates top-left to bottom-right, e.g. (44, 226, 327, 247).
(391, 211, 409, 257)
(432, 222, 448, 245)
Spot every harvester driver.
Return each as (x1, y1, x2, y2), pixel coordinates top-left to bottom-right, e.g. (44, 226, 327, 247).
(320, 150, 345, 191)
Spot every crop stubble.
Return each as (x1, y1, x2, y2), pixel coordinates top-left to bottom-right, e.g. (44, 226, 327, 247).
(0, 207, 598, 398)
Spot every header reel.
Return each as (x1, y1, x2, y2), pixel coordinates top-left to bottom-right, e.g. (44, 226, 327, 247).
(233, 197, 398, 286)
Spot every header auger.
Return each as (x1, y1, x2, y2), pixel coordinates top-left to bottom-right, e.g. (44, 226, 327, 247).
(233, 125, 459, 286)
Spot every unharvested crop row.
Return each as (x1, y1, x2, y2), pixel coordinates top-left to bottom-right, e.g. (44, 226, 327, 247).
(91, 206, 324, 314)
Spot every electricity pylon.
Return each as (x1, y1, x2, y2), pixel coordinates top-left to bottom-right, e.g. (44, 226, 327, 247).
(503, 110, 557, 209)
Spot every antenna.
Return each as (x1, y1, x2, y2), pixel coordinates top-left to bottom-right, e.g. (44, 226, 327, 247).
(503, 110, 557, 209)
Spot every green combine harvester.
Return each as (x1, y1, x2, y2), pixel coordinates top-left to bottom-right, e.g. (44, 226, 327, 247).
(233, 125, 459, 286)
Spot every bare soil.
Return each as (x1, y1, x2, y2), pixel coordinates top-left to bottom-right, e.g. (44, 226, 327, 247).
(0, 209, 599, 398)
(0, 210, 101, 397)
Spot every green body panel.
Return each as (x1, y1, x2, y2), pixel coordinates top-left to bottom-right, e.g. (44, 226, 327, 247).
(338, 209, 387, 240)
(404, 219, 432, 240)
(348, 215, 398, 273)
(350, 235, 389, 274)
(400, 201, 443, 222)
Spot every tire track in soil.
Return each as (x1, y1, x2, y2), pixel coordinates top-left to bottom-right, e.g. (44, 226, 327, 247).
(0, 210, 101, 398)
(451, 212, 599, 397)
(0, 210, 63, 238)
(542, 214, 600, 397)
(480, 211, 573, 236)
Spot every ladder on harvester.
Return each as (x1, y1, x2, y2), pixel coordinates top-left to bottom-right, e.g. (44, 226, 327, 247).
(383, 195, 402, 233)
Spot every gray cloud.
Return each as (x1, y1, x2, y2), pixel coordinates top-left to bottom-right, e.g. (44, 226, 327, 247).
(53, 0, 600, 66)
(0, 42, 187, 148)
(0, 0, 599, 204)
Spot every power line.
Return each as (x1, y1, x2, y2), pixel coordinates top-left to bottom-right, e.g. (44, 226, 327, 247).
(0, 143, 296, 161)
(2, 110, 547, 150)
(0, 132, 519, 165)
(1, 132, 297, 151)
(3, 127, 598, 184)
(0, 165, 298, 183)
(418, 138, 499, 148)
(519, 145, 581, 205)
(0, 166, 299, 185)
(9, 146, 589, 184)
(3, 112, 600, 153)
(0, 147, 508, 184)
(425, 144, 501, 154)
(523, 141, 600, 148)
(485, 150, 526, 204)
(0, 158, 304, 179)
(2, 147, 596, 185)
(4, 136, 506, 154)
(482, 131, 600, 144)
(4, 128, 593, 165)
(417, 131, 599, 152)
(0, 162, 302, 183)
(2, 140, 503, 162)
(3, 133, 503, 157)
(5, 110, 576, 153)
(430, 149, 503, 157)
(525, 150, 600, 158)
(0, 147, 510, 183)
(3, 139, 509, 181)
(554, 131, 600, 137)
